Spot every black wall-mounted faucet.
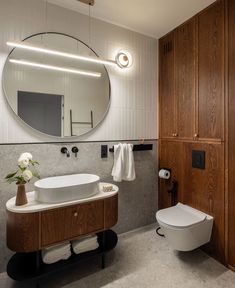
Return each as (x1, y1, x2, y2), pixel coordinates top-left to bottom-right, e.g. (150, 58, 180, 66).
(71, 146, 79, 157)
(61, 147, 70, 157)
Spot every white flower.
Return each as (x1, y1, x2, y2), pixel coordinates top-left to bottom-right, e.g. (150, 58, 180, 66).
(18, 152, 33, 168)
(19, 152, 33, 161)
(22, 170, 33, 181)
(18, 157, 29, 168)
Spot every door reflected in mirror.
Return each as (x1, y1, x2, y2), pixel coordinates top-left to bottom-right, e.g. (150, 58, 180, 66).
(3, 32, 110, 137)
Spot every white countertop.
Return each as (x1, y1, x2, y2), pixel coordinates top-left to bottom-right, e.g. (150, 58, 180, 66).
(6, 182, 118, 214)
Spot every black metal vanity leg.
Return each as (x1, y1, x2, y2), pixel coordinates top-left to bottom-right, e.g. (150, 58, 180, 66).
(101, 232, 106, 269)
(36, 251, 41, 274)
(35, 251, 41, 288)
(102, 252, 105, 269)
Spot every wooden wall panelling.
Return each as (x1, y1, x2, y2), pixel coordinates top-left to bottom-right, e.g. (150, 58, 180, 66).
(159, 140, 182, 209)
(175, 18, 196, 140)
(159, 32, 176, 138)
(198, 0, 225, 141)
(224, 0, 229, 266)
(159, 140, 225, 263)
(228, 0, 235, 270)
(158, 0, 227, 267)
(181, 142, 225, 263)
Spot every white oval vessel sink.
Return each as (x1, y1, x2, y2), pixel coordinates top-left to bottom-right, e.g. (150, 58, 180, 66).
(34, 174, 100, 203)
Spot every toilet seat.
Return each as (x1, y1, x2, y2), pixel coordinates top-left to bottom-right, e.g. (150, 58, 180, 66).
(156, 203, 207, 228)
(156, 203, 213, 251)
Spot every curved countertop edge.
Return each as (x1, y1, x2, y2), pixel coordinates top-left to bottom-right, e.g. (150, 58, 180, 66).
(6, 182, 119, 214)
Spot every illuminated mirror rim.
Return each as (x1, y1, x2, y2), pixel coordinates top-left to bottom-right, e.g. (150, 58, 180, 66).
(2, 32, 111, 139)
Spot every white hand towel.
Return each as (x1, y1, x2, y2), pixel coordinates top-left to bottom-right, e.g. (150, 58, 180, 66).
(111, 143, 123, 182)
(123, 144, 136, 181)
(42, 242, 71, 264)
(111, 143, 135, 182)
(72, 235, 99, 255)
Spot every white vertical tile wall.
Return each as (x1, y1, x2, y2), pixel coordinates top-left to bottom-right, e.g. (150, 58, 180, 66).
(0, 0, 158, 143)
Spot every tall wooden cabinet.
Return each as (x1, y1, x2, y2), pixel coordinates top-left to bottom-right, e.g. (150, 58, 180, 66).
(159, 0, 225, 142)
(159, 0, 227, 266)
(159, 18, 197, 140)
(159, 32, 175, 138)
(198, 1, 225, 141)
(175, 18, 197, 140)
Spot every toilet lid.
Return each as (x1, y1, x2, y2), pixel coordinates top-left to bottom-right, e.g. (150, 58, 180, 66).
(156, 203, 207, 228)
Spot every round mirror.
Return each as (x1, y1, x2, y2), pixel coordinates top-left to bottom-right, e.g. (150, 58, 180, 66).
(3, 32, 110, 137)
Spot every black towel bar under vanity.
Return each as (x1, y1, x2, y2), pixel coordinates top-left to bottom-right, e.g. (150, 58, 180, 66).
(109, 144, 153, 153)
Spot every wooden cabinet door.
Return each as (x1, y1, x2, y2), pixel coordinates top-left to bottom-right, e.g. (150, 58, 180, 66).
(159, 32, 176, 138)
(175, 18, 196, 140)
(41, 200, 104, 246)
(228, 0, 235, 270)
(198, 1, 225, 141)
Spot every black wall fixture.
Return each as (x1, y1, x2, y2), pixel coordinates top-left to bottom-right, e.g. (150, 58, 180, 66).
(109, 144, 153, 153)
(192, 150, 205, 169)
(71, 146, 79, 157)
(101, 145, 108, 158)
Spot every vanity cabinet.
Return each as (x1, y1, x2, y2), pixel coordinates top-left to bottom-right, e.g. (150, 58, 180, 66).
(7, 194, 118, 253)
(159, 0, 225, 142)
(7, 212, 40, 253)
(6, 189, 118, 282)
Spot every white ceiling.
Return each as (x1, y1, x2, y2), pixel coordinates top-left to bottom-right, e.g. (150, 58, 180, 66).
(47, 0, 216, 39)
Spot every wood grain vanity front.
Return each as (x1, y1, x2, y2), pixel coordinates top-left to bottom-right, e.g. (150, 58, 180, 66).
(7, 211, 40, 253)
(6, 195, 118, 252)
(41, 200, 104, 246)
(104, 194, 118, 229)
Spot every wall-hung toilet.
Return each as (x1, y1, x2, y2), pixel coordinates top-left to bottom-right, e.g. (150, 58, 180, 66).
(156, 203, 213, 251)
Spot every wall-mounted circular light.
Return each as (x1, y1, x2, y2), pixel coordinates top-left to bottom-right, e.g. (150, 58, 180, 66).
(116, 50, 133, 68)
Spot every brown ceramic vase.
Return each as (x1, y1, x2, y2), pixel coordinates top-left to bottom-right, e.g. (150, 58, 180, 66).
(15, 183, 28, 206)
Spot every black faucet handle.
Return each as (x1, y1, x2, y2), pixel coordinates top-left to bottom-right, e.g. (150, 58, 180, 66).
(61, 147, 70, 157)
(72, 146, 79, 157)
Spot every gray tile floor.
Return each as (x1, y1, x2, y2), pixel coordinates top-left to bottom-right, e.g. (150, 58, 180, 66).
(1, 224, 235, 288)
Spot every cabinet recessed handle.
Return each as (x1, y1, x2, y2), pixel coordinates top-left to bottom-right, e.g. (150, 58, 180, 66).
(74, 212, 78, 217)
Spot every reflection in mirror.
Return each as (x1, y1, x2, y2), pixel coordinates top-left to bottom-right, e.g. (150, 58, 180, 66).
(3, 33, 110, 137)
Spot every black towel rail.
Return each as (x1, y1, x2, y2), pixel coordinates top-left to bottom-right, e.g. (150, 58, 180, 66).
(109, 144, 153, 153)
